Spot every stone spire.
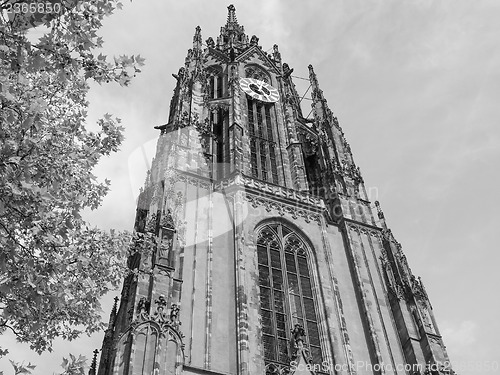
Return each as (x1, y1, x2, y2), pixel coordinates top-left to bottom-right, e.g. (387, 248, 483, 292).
(186, 26, 204, 78)
(193, 25, 202, 50)
(216, 4, 247, 52)
(108, 296, 119, 329)
(95, 296, 119, 375)
(88, 349, 99, 375)
(374, 200, 388, 229)
(226, 4, 238, 28)
(308, 64, 329, 118)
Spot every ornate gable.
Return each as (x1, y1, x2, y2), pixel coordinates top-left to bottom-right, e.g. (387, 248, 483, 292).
(236, 45, 280, 75)
(206, 47, 230, 64)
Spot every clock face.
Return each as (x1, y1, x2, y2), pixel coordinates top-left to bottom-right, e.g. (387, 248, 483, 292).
(239, 78, 279, 103)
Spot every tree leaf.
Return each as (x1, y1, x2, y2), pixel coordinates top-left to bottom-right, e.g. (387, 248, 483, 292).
(0, 0, 144, 356)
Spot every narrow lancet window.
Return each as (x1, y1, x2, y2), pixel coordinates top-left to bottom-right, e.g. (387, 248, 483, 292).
(247, 97, 279, 184)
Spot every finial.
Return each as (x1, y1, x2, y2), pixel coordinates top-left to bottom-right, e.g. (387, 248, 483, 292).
(155, 295, 168, 309)
(227, 4, 238, 27)
(282, 63, 293, 79)
(374, 201, 383, 218)
(111, 296, 118, 315)
(193, 26, 202, 49)
(107, 296, 119, 329)
(249, 35, 259, 46)
(273, 44, 281, 62)
(308, 64, 319, 86)
(170, 303, 180, 322)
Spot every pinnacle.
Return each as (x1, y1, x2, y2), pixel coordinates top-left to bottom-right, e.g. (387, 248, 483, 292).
(374, 201, 388, 229)
(193, 25, 202, 47)
(308, 64, 319, 88)
(226, 4, 238, 27)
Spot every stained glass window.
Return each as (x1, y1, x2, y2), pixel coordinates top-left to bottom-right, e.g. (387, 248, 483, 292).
(256, 224, 323, 366)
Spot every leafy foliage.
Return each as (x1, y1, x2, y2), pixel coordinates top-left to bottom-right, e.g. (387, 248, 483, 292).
(4, 353, 92, 375)
(8, 360, 36, 375)
(0, 0, 145, 353)
(59, 354, 87, 375)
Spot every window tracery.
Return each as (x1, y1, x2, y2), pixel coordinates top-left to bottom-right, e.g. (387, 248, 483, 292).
(206, 66, 224, 99)
(247, 97, 279, 183)
(245, 64, 271, 83)
(256, 223, 323, 367)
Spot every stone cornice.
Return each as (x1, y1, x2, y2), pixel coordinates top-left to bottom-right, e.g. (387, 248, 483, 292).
(343, 217, 383, 235)
(214, 173, 325, 210)
(167, 170, 328, 223)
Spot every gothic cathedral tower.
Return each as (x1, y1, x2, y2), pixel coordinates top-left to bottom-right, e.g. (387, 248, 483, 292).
(96, 5, 455, 375)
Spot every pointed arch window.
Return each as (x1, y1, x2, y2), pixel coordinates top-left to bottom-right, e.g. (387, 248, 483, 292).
(256, 223, 323, 366)
(247, 97, 279, 184)
(207, 66, 224, 99)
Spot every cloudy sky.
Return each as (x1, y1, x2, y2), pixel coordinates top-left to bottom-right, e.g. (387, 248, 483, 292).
(2, 1, 500, 374)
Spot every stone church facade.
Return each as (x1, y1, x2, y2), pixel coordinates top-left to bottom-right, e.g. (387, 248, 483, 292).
(94, 5, 455, 375)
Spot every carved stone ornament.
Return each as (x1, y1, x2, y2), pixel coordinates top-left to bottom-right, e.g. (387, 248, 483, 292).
(343, 139, 352, 154)
(410, 275, 429, 303)
(282, 63, 293, 79)
(194, 117, 213, 137)
(191, 61, 207, 83)
(291, 323, 305, 344)
(237, 174, 324, 208)
(245, 194, 322, 225)
(374, 200, 385, 220)
(161, 209, 176, 230)
(387, 282, 406, 300)
(206, 37, 215, 48)
(145, 213, 158, 233)
(311, 87, 324, 102)
(184, 48, 193, 67)
(382, 227, 397, 243)
(137, 296, 151, 316)
(297, 127, 319, 156)
(135, 295, 182, 333)
(281, 92, 292, 107)
(176, 111, 191, 129)
(207, 101, 230, 113)
(265, 363, 290, 375)
(336, 159, 363, 183)
(245, 65, 270, 83)
(290, 324, 313, 365)
(250, 35, 259, 46)
(176, 171, 211, 189)
(158, 237, 173, 259)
